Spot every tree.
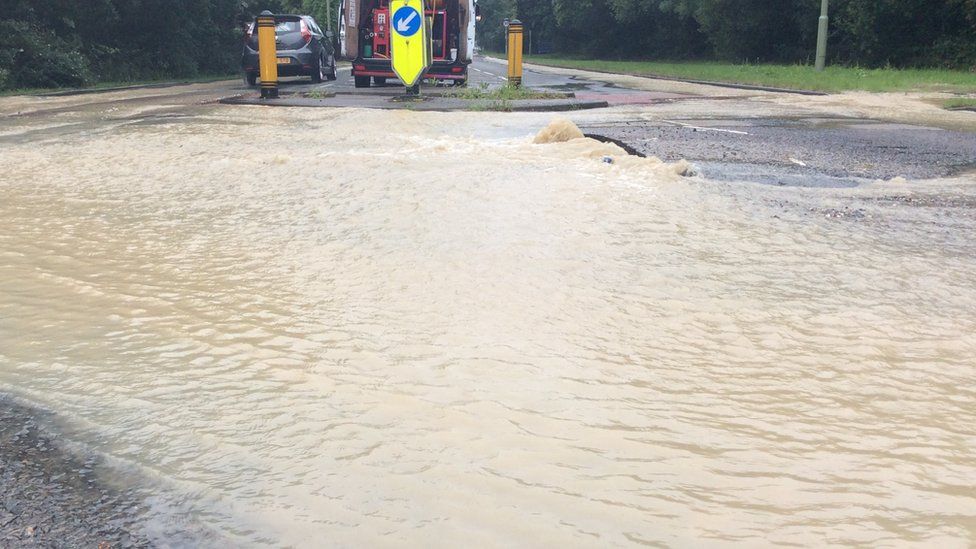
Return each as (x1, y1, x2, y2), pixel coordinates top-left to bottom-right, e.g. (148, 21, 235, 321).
(1, 0, 973, 91)
(834, 0, 976, 67)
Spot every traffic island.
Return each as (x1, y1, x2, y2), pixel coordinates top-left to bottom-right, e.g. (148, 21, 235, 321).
(219, 86, 609, 112)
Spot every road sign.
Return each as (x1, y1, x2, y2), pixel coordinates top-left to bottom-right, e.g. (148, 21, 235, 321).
(390, 0, 431, 88)
(393, 7, 421, 37)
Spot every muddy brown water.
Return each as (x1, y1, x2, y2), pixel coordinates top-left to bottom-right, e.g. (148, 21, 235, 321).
(1, 104, 975, 547)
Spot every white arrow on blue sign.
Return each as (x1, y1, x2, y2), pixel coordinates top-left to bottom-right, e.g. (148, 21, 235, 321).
(390, 0, 431, 87)
(392, 7, 422, 37)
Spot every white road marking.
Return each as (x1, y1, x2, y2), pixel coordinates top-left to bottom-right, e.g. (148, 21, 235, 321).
(470, 65, 508, 82)
(662, 119, 750, 135)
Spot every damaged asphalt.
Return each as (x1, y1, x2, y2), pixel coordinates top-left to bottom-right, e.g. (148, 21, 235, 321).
(578, 117, 976, 185)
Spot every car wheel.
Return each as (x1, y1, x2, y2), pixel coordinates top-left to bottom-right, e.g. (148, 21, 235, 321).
(354, 75, 371, 88)
(452, 78, 467, 87)
(326, 54, 338, 81)
(373, 77, 387, 86)
(311, 55, 325, 84)
(244, 71, 258, 87)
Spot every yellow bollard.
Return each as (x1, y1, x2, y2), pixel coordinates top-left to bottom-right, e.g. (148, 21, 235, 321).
(506, 19, 524, 88)
(257, 10, 279, 99)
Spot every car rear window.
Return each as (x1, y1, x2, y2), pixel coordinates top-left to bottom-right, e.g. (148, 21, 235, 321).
(275, 20, 300, 33)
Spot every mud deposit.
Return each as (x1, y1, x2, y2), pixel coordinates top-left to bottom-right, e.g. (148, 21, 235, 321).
(1, 101, 975, 547)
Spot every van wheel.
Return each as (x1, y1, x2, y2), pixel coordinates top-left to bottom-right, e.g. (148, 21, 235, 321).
(354, 75, 371, 88)
(244, 72, 258, 86)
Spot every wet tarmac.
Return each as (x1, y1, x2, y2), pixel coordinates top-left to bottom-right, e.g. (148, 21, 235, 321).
(7, 56, 972, 186)
(579, 117, 976, 186)
(0, 396, 150, 548)
(0, 57, 976, 547)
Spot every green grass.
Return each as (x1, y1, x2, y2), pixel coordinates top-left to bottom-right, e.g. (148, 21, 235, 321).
(305, 90, 335, 99)
(445, 82, 565, 100)
(487, 53, 976, 94)
(440, 82, 567, 111)
(942, 97, 976, 110)
(0, 72, 237, 97)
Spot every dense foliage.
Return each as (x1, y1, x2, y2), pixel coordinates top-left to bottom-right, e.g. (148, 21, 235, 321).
(0, 0, 338, 90)
(0, 0, 973, 90)
(479, 0, 976, 68)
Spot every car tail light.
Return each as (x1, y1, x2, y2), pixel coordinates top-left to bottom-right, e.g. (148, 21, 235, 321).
(301, 20, 312, 44)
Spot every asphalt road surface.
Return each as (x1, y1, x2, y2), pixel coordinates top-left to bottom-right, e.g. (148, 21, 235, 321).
(2, 55, 975, 547)
(272, 55, 694, 102)
(5, 56, 974, 185)
(0, 397, 151, 548)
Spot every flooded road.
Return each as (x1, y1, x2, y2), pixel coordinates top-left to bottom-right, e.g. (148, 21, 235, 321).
(2, 100, 976, 547)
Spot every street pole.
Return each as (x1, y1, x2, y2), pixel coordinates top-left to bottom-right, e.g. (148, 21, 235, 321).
(326, 0, 332, 35)
(257, 10, 279, 98)
(506, 19, 523, 88)
(815, 0, 829, 72)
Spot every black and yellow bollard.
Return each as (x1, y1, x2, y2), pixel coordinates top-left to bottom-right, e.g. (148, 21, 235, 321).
(506, 19, 524, 88)
(257, 10, 279, 99)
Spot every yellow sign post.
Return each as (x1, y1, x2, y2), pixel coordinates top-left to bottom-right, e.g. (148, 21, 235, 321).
(257, 10, 279, 99)
(506, 19, 524, 88)
(390, 0, 432, 94)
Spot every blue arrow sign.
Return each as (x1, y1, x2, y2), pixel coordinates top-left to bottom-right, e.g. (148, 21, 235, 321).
(392, 6, 421, 37)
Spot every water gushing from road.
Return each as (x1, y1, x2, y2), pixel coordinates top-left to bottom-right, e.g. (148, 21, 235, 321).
(1, 105, 975, 546)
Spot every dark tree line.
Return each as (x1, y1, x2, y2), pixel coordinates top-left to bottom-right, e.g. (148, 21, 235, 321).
(1, 0, 974, 90)
(0, 0, 336, 90)
(479, 0, 976, 68)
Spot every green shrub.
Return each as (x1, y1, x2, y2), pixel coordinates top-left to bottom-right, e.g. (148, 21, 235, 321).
(0, 20, 93, 89)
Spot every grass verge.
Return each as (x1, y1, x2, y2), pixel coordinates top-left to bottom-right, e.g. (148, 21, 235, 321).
(487, 53, 976, 94)
(943, 97, 976, 110)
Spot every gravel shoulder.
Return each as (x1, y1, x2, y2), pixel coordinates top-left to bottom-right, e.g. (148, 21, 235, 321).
(0, 395, 150, 548)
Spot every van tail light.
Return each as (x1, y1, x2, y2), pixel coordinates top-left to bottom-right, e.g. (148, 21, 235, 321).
(301, 20, 312, 43)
